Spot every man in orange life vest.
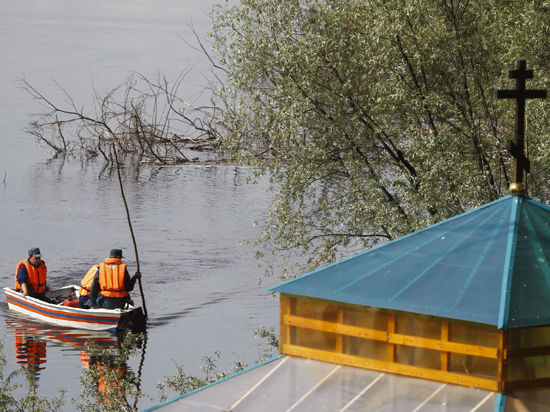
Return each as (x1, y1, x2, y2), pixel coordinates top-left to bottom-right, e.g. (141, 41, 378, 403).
(78, 263, 99, 308)
(88, 249, 141, 309)
(15, 247, 54, 303)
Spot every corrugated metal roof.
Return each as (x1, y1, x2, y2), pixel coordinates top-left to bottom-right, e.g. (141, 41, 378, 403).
(146, 356, 498, 411)
(270, 196, 550, 329)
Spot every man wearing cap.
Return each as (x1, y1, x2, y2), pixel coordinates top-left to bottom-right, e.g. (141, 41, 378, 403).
(15, 247, 52, 302)
(88, 249, 141, 309)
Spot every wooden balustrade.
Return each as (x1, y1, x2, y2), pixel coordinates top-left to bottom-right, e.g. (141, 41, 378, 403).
(280, 294, 550, 392)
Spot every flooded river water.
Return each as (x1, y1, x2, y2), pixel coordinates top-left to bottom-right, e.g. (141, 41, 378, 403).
(0, 1, 280, 409)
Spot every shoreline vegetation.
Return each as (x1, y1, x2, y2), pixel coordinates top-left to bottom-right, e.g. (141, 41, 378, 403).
(1, 327, 278, 412)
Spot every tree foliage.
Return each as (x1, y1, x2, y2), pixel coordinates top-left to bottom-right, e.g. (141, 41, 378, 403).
(22, 1, 550, 276)
(206, 0, 550, 272)
(156, 351, 246, 402)
(0, 341, 65, 411)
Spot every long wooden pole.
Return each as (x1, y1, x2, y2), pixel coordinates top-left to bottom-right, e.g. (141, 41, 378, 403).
(111, 142, 148, 319)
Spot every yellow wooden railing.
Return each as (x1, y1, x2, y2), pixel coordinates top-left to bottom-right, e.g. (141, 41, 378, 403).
(279, 294, 550, 392)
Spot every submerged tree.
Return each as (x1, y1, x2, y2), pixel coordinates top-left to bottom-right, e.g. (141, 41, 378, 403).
(23, 71, 221, 166)
(204, 0, 550, 273)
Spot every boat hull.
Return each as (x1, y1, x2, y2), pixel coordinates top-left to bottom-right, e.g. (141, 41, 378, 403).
(4, 286, 145, 332)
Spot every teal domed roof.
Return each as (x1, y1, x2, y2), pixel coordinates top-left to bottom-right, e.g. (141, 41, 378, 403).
(270, 196, 550, 329)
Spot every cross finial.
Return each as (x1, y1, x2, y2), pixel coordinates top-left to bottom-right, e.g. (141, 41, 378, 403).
(495, 59, 546, 196)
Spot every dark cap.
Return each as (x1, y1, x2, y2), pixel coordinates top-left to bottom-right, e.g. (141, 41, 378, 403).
(28, 247, 42, 257)
(109, 248, 124, 258)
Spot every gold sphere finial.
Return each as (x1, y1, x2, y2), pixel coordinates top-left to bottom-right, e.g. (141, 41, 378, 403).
(509, 182, 527, 196)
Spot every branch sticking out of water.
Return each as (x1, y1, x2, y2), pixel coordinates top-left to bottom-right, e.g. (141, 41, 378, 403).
(20, 73, 223, 166)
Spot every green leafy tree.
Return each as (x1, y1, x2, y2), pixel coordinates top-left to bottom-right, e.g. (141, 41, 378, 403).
(156, 352, 246, 402)
(205, 0, 550, 274)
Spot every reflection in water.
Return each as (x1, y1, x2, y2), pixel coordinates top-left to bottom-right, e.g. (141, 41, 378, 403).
(77, 331, 148, 409)
(80, 348, 130, 407)
(14, 336, 46, 374)
(6, 314, 119, 352)
(6, 313, 118, 373)
(6, 313, 148, 407)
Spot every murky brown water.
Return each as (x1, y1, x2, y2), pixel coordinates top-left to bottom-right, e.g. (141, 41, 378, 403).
(0, 1, 280, 409)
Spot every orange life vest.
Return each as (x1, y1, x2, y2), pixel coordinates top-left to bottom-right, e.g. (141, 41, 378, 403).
(98, 258, 128, 298)
(79, 265, 99, 297)
(15, 259, 47, 294)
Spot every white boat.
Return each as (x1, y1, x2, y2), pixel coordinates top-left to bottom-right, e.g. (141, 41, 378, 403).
(3, 285, 146, 332)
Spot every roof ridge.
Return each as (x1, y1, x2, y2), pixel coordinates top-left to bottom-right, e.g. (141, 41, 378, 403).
(498, 196, 522, 329)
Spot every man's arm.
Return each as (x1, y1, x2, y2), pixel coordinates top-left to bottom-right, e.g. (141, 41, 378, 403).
(43, 262, 49, 291)
(17, 265, 29, 297)
(125, 269, 141, 291)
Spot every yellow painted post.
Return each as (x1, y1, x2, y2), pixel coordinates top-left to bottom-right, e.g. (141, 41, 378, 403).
(336, 306, 344, 353)
(388, 314, 396, 362)
(498, 329, 508, 392)
(289, 296, 296, 345)
(441, 321, 449, 372)
(280, 294, 290, 354)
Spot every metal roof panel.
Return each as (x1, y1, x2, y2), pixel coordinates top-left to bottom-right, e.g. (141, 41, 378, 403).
(271, 196, 550, 328)
(146, 356, 498, 411)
